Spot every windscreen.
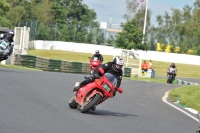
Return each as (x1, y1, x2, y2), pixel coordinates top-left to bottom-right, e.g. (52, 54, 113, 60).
(93, 57, 98, 61)
(104, 73, 117, 87)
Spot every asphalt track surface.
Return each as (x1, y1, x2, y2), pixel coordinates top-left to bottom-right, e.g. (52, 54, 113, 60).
(0, 68, 199, 133)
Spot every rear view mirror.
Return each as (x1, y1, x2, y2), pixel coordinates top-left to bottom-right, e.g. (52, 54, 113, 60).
(98, 67, 104, 74)
(117, 87, 123, 93)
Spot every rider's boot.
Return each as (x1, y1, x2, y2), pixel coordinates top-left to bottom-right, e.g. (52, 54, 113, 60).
(73, 82, 80, 91)
(73, 86, 80, 92)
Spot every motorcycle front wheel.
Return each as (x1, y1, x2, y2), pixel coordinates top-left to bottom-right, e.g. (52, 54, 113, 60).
(167, 75, 173, 84)
(80, 94, 101, 113)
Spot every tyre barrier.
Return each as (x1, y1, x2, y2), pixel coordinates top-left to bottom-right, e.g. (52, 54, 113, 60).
(176, 79, 199, 85)
(14, 55, 90, 74)
(14, 54, 133, 76)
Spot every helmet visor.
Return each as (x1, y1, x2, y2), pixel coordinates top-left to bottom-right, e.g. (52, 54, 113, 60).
(115, 64, 123, 69)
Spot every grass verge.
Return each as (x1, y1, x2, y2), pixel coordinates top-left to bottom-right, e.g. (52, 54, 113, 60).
(124, 77, 172, 84)
(28, 49, 200, 78)
(169, 85, 200, 111)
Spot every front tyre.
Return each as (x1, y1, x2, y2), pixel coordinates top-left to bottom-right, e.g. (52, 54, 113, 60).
(80, 94, 102, 113)
(68, 96, 77, 109)
(167, 75, 173, 84)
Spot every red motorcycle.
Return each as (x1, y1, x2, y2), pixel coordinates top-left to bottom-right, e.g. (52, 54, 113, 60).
(89, 57, 101, 74)
(68, 67, 123, 113)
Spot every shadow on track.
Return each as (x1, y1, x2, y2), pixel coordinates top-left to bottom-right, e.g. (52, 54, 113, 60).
(0, 69, 23, 73)
(86, 109, 138, 117)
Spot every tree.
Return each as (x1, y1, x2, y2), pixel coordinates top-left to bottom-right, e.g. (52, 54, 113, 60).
(0, 0, 11, 27)
(6, 6, 26, 26)
(106, 33, 116, 45)
(36, 22, 51, 40)
(123, 0, 152, 50)
(32, 0, 53, 23)
(115, 19, 147, 50)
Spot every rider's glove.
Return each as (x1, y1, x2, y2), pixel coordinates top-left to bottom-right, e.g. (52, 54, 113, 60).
(94, 74, 100, 79)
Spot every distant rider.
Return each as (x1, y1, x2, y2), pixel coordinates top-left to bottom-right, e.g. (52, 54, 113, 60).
(92, 50, 104, 63)
(0, 30, 15, 61)
(167, 63, 177, 77)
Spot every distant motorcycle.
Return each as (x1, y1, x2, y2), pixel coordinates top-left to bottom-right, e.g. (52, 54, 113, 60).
(0, 40, 12, 61)
(68, 67, 123, 113)
(167, 67, 176, 84)
(197, 112, 200, 133)
(89, 57, 101, 74)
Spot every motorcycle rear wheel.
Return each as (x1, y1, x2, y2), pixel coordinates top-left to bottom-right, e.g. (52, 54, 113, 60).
(68, 96, 77, 109)
(80, 94, 101, 113)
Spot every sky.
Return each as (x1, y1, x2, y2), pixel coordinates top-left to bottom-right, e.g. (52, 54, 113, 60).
(83, 0, 196, 26)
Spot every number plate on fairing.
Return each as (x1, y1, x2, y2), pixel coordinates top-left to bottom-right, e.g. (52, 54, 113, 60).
(103, 84, 111, 92)
(0, 41, 8, 50)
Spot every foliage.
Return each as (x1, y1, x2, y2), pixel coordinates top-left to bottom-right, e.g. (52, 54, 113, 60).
(3, 0, 102, 44)
(0, 0, 11, 27)
(152, 0, 200, 55)
(115, 19, 147, 50)
(36, 22, 51, 40)
(0, 17, 12, 27)
(6, 6, 27, 26)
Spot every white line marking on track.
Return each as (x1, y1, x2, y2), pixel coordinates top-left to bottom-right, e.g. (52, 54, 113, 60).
(162, 90, 199, 122)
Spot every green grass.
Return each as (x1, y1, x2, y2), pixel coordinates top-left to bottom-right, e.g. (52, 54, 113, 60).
(28, 49, 114, 63)
(169, 85, 200, 111)
(124, 77, 169, 84)
(152, 61, 200, 78)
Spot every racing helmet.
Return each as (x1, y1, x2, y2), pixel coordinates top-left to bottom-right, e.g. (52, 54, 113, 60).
(95, 50, 99, 54)
(6, 30, 14, 41)
(112, 56, 124, 72)
(171, 63, 175, 68)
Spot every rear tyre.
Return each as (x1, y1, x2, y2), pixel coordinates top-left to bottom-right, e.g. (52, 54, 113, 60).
(68, 96, 77, 109)
(80, 94, 101, 113)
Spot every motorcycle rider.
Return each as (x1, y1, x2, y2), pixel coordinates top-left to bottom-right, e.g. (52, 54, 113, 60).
(167, 63, 177, 81)
(92, 50, 104, 63)
(0, 30, 15, 61)
(73, 56, 124, 98)
(167, 63, 177, 76)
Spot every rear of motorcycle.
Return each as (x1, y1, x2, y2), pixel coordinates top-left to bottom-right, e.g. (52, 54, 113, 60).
(79, 89, 102, 113)
(68, 81, 103, 113)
